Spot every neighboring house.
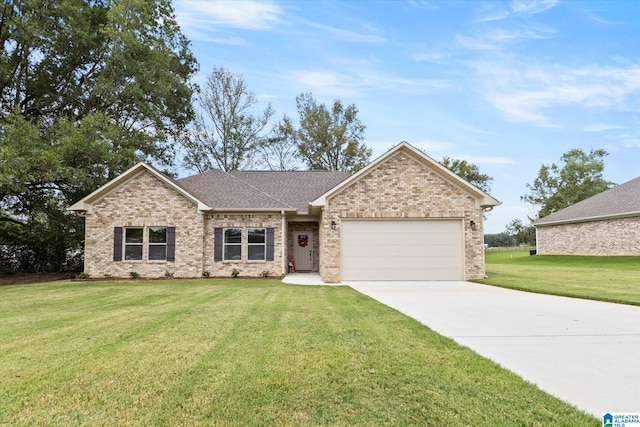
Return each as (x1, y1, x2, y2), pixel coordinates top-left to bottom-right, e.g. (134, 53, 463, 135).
(533, 176, 640, 256)
(69, 142, 500, 282)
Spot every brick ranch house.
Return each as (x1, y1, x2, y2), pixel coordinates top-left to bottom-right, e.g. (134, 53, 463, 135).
(533, 175, 640, 256)
(70, 142, 501, 282)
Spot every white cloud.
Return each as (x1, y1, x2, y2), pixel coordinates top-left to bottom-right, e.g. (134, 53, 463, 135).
(456, 34, 500, 51)
(176, 0, 283, 31)
(509, 0, 557, 16)
(583, 124, 626, 132)
(309, 22, 386, 43)
(472, 61, 640, 125)
(476, 0, 557, 23)
(288, 70, 359, 98)
(286, 66, 452, 100)
(459, 156, 518, 165)
(411, 139, 458, 156)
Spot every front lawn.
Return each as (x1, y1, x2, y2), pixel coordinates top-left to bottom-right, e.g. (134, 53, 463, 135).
(1, 279, 597, 426)
(477, 250, 640, 305)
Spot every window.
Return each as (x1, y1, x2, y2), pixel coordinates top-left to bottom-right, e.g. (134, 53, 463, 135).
(248, 228, 266, 261)
(114, 227, 175, 262)
(224, 228, 242, 260)
(124, 228, 143, 260)
(214, 227, 274, 262)
(148, 227, 167, 261)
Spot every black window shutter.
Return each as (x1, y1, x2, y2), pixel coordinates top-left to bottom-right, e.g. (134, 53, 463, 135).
(266, 228, 275, 261)
(113, 227, 123, 261)
(167, 227, 176, 262)
(214, 228, 223, 261)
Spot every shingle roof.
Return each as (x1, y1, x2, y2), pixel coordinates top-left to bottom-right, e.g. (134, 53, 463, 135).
(175, 170, 349, 213)
(533, 176, 640, 226)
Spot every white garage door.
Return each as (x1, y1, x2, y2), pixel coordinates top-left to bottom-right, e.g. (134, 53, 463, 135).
(341, 220, 464, 281)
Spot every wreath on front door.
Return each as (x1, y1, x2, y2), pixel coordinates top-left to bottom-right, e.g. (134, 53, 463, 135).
(298, 236, 308, 247)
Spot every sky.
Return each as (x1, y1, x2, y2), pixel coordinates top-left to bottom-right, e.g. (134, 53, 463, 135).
(172, 0, 640, 234)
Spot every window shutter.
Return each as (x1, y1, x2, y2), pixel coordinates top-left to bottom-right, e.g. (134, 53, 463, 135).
(266, 228, 275, 261)
(167, 227, 176, 262)
(113, 227, 123, 261)
(214, 228, 223, 261)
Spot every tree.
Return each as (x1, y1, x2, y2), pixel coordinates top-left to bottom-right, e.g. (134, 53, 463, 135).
(505, 219, 536, 246)
(291, 92, 371, 173)
(522, 148, 614, 218)
(440, 157, 493, 193)
(484, 232, 516, 248)
(256, 116, 301, 171)
(1, 0, 197, 271)
(181, 67, 274, 172)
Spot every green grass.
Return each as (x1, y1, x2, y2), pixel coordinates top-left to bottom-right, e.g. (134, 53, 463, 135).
(477, 249, 640, 305)
(0, 279, 597, 426)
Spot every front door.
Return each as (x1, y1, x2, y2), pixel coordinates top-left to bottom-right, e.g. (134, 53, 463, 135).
(293, 232, 313, 271)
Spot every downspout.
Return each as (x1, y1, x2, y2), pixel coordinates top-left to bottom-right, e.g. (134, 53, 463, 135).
(201, 210, 207, 277)
(281, 210, 286, 276)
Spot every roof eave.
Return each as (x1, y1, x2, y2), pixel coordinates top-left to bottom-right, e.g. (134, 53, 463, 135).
(534, 211, 640, 227)
(68, 163, 211, 213)
(203, 207, 298, 213)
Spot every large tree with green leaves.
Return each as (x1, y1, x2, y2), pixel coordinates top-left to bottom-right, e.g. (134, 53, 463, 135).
(256, 115, 301, 171)
(180, 67, 274, 172)
(291, 92, 371, 173)
(0, 0, 197, 271)
(440, 157, 493, 193)
(522, 148, 614, 218)
(505, 219, 536, 246)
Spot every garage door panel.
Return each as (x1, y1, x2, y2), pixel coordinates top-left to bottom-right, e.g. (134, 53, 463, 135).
(341, 220, 463, 281)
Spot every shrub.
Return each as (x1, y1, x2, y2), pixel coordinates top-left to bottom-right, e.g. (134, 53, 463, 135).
(231, 268, 240, 278)
(129, 271, 140, 279)
(76, 272, 91, 280)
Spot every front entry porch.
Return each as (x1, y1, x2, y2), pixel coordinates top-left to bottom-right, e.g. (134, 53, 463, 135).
(287, 221, 320, 272)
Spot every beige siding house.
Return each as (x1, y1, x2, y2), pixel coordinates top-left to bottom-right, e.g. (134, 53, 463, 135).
(533, 176, 640, 256)
(70, 142, 500, 282)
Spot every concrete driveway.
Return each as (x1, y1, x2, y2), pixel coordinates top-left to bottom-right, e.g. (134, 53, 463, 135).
(346, 281, 640, 417)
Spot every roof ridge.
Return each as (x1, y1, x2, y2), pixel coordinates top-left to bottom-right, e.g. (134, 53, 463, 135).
(225, 171, 296, 210)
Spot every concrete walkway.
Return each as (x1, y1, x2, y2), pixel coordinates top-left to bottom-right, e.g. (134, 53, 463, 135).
(346, 281, 640, 417)
(282, 272, 344, 286)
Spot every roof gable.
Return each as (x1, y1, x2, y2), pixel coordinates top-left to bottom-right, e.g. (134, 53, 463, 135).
(533, 176, 640, 226)
(68, 163, 211, 213)
(311, 141, 501, 209)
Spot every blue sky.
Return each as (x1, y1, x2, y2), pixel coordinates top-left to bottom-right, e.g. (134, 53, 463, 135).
(173, 0, 640, 234)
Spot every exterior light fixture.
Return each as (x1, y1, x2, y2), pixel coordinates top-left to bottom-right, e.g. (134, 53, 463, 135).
(470, 220, 477, 230)
(331, 220, 337, 230)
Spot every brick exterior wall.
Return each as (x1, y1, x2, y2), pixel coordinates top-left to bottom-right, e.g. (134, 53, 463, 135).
(84, 171, 205, 278)
(319, 151, 486, 282)
(82, 150, 491, 281)
(202, 213, 285, 278)
(536, 216, 640, 255)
